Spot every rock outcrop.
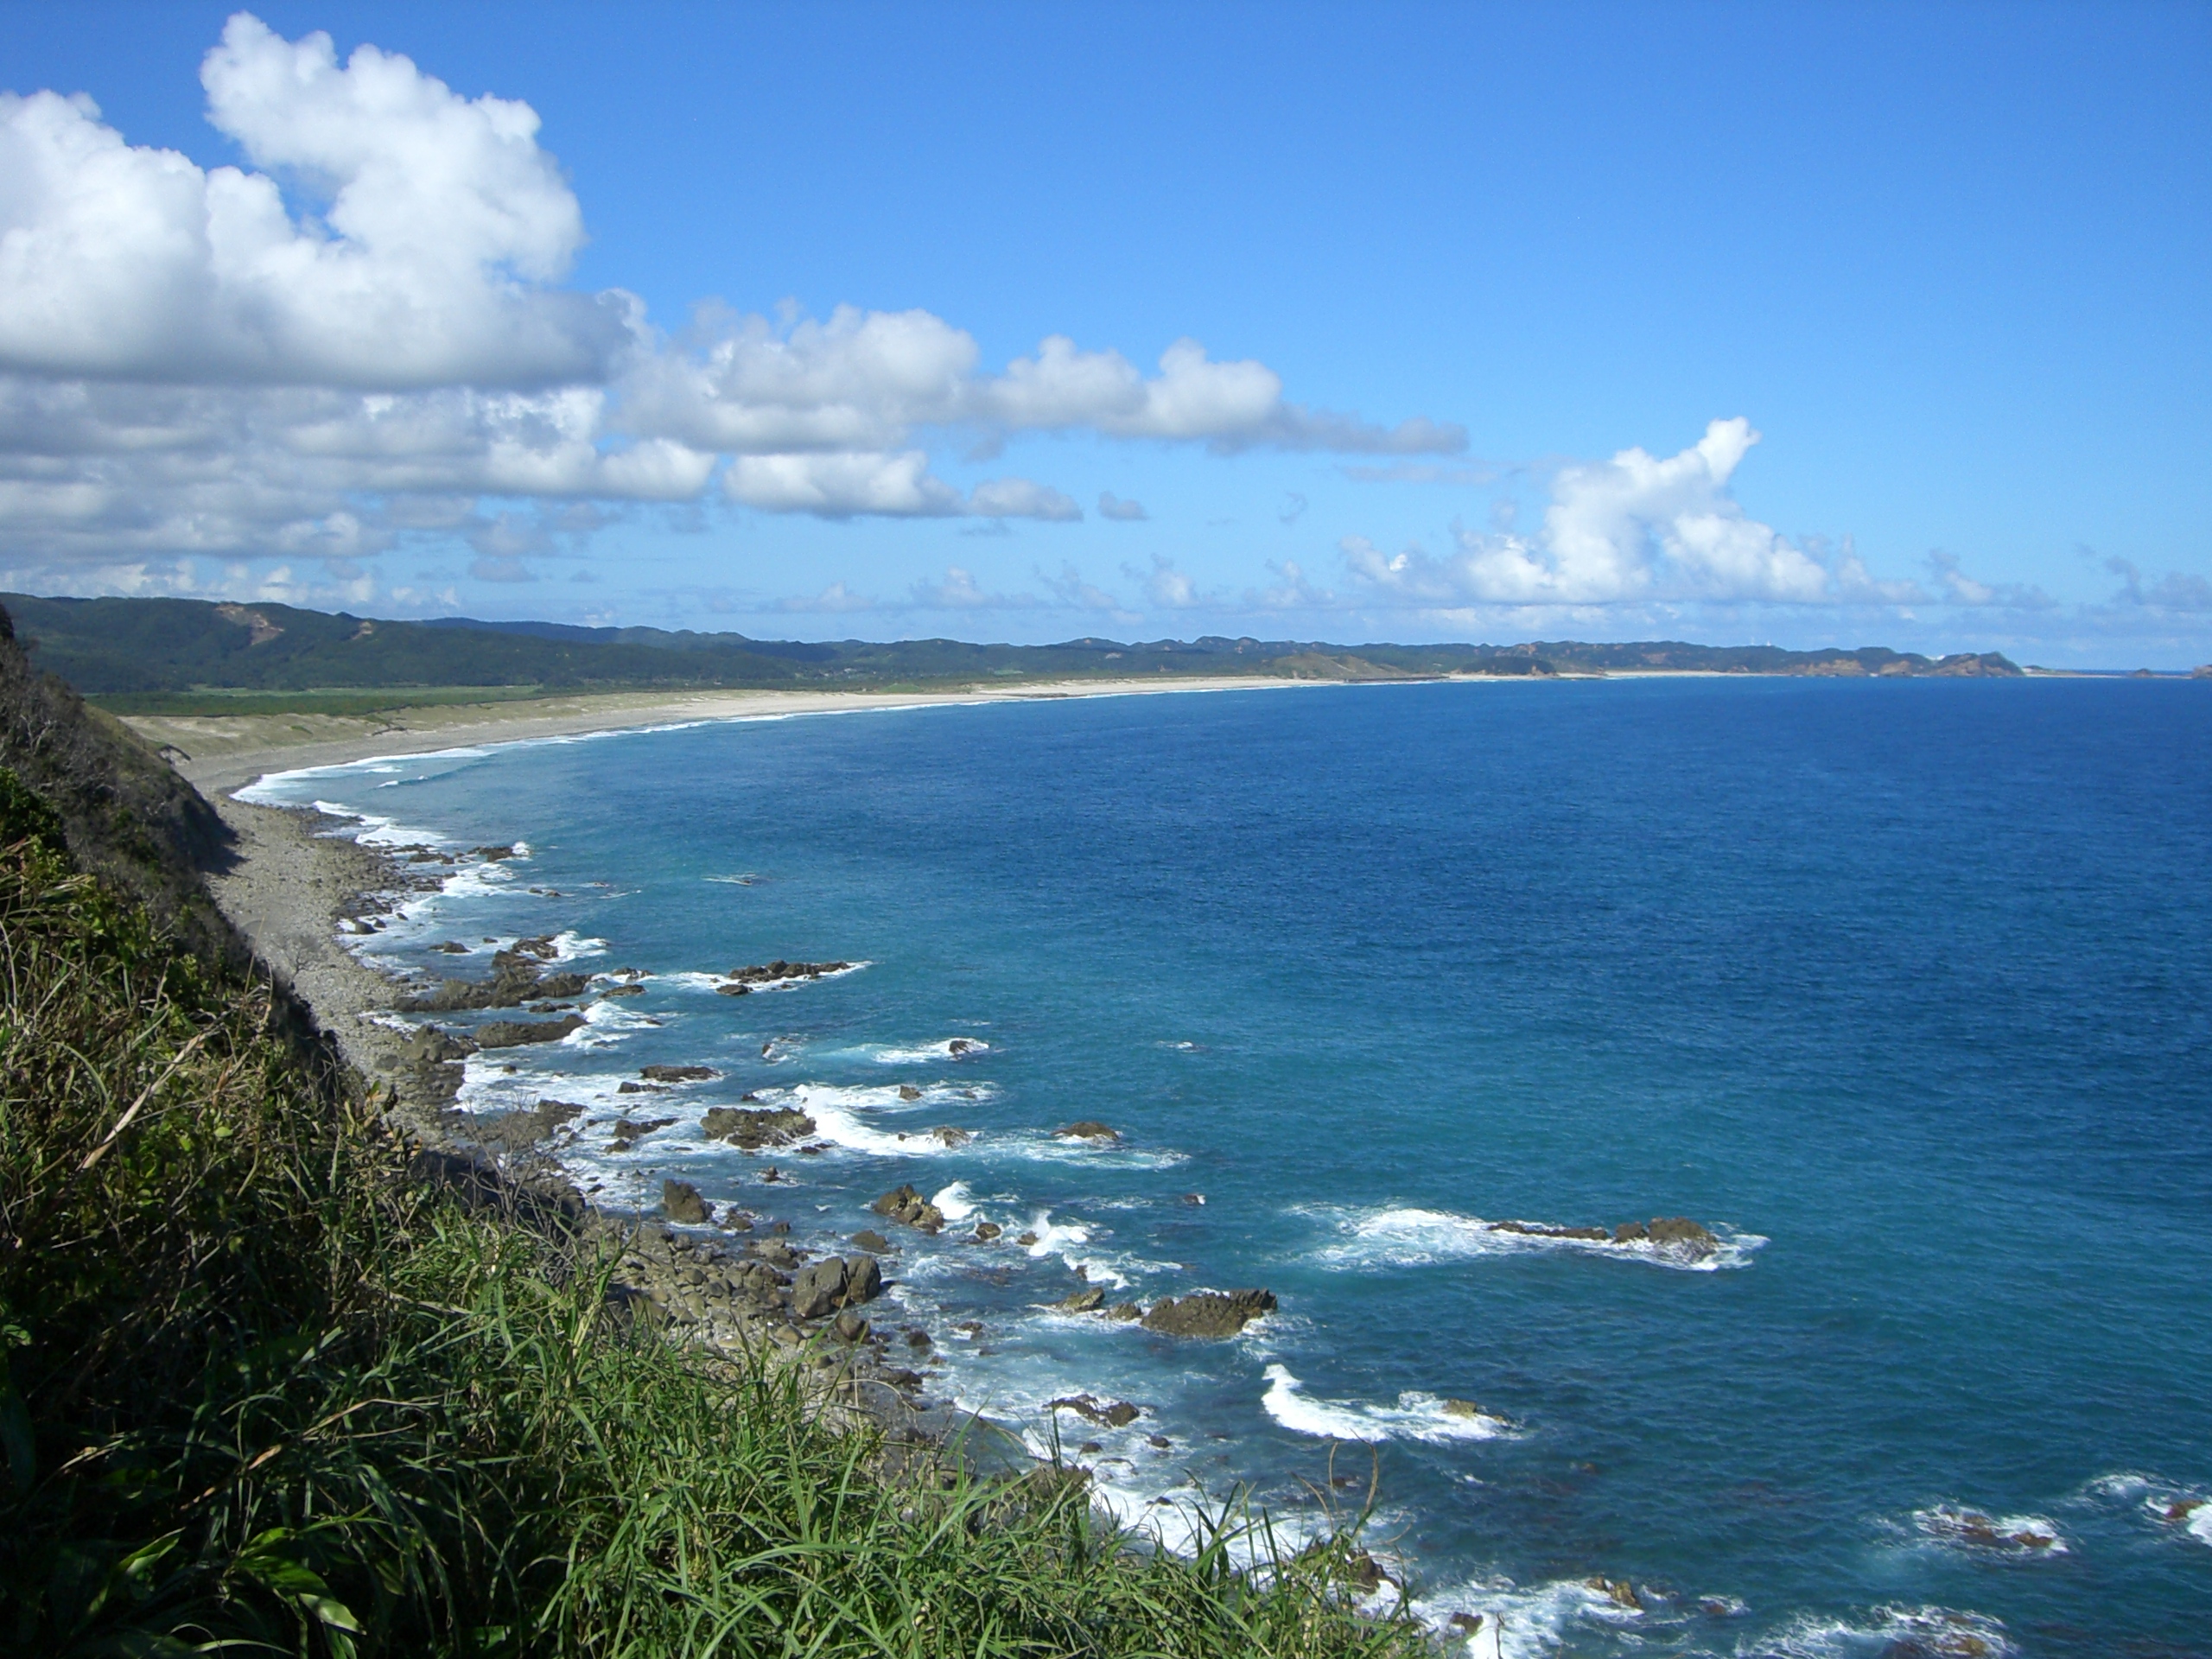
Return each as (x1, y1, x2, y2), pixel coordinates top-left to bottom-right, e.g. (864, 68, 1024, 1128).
(1140, 1289, 1275, 1338)
(662, 1179, 709, 1225)
(1056, 1121, 1118, 1142)
(473, 1014, 586, 1049)
(641, 1064, 716, 1084)
(398, 936, 588, 1012)
(700, 1105, 816, 1148)
(715, 959, 852, 995)
(789, 1253, 886, 1319)
(870, 1184, 945, 1234)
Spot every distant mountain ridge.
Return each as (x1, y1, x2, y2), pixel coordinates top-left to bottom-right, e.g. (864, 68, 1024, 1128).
(0, 593, 2022, 713)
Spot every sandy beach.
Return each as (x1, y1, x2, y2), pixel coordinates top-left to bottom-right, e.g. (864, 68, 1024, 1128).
(127, 675, 1356, 798)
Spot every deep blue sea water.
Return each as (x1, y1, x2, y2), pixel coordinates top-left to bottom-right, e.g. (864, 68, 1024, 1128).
(244, 677, 2212, 1657)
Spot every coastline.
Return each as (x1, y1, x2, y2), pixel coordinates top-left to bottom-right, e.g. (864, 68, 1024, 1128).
(130, 674, 1364, 798)
(200, 789, 969, 1447)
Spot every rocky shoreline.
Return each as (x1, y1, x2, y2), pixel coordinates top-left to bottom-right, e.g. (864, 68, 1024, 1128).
(201, 792, 1286, 1467)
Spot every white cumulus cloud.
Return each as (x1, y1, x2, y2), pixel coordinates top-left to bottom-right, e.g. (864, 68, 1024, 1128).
(1345, 419, 1838, 607)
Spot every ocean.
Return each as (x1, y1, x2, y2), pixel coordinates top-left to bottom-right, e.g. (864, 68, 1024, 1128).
(240, 676, 2212, 1657)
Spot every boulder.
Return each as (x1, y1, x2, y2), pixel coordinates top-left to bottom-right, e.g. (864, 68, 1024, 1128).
(700, 1105, 816, 1148)
(474, 1014, 586, 1049)
(1056, 1121, 1119, 1141)
(832, 1310, 869, 1343)
(1048, 1394, 1140, 1427)
(1645, 1217, 1720, 1257)
(790, 1256, 848, 1319)
(898, 1084, 923, 1101)
(946, 1038, 984, 1056)
(1140, 1289, 1276, 1338)
(851, 1229, 892, 1253)
(1106, 1302, 1142, 1322)
(1440, 1399, 1489, 1419)
(1487, 1219, 1610, 1242)
(662, 1179, 709, 1225)
(871, 1183, 946, 1234)
(842, 1253, 884, 1305)
(599, 984, 645, 999)
(972, 1221, 1002, 1243)
(928, 1125, 972, 1147)
(641, 1064, 717, 1084)
(1055, 1287, 1106, 1313)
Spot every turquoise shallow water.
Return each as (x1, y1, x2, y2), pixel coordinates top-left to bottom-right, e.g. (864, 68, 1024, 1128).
(245, 677, 2212, 1656)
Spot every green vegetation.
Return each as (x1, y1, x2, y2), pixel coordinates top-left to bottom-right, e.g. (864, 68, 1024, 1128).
(2, 593, 2020, 717)
(0, 607, 1421, 1654)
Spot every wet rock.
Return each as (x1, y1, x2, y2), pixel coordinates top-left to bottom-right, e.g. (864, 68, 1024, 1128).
(474, 1014, 587, 1049)
(1645, 1217, 1720, 1258)
(871, 1183, 946, 1234)
(790, 1256, 848, 1319)
(598, 983, 645, 999)
(972, 1221, 1002, 1243)
(641, 1064, 717, 1084)
(842, 1253, 884, 1305)
(434, 940, 469, 953)
(1106, 1302, 1142, 1321)
(1047, 1394, 1140, 1427)
(1015, 1231, 1038, 1247)
(928, 1125, 972, 1147)
(473, 844, 521, 861)
(662, 1179, 709, 1225)
(1440, 1399, 1491, 1419)
(851, 1229, 892, 1253)
(700, 1105, 816, 1148)
(1056, 1121, 1119, 1142)
(760, 1166, 782, 1183)
(1488, 1219, 1610, 1243)
(833, 1310, 869, 1343)
(905, 1328, 932, 1351)
(456, 1098, 582, 1151)
(1180, 1193, 1205, 1205)
(1147, 1433, 1172, 1450)
(716, 1208, 753, 1232)
(1613, 1221, 1649, 1243)
(1140, 1288, 1276, 1338)
(898, 1084, 923, 1101)
(1586, 1578, 1641, 1611)
(1055, 1287, 1106, 1313)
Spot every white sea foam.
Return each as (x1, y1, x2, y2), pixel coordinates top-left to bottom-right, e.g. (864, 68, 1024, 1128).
(932, 1182, 979, 1222)
(1306, 1205, 1764, 1273)
(1752, 1604, 2012, 1658)
(1412, 1578, 1631, 1659)
(1911, 1505, 2068, 1556)
(864, 1037, 994, 1064)
(1260, 1365, 1514, 1444)
(2093, 1473, 2212, 1545)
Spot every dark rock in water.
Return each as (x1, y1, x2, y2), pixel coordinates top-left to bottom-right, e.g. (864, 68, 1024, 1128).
(842, 1253, 884, 1305)
(599, 983, 645, 999)
(434, 940, 469, 954)
(715, 982, 750, 996)
(972, 1221, 1002, 1243)
(1140, 1289, 1275, 1338)
(760, 1166, 782, 1183)
(1078, 1440, 1102, 1455)
(1106, 1302, 1142, 1322)
(662, 1179, 709, 1225)
(753, 1239, 798, 1270)
(851, 1229, 892, 1254)
(1015, 1231, 1038, 1247)
(898, 1084, 923, 1101)
(722, 959, 852, 988)
(641, 1064, 716, 1084)
(1048, 1395, 1141, 1427)
(905, 1328, 932, 1351)
(791, 1256, 848, 1319)
(946, 1037, 983, 1056)
(454, 1097, 583, 1152)
(1055, 1287, 1106, 1313)
(473, 844, 521, 861)
(1488, 1219, 1610, 1243)
(700, 1105, 815, 1149)
(928, 1125, 971, 1147)
(871, 1183, 945, 1234)
(1447, 1613, 1486, 1635)
(717, 1208, 753, 1232)
(833, 1310, 869, 1343)
(474, 1014, 586, 1049)
(1613, 1221, 1649, 1243)
(1057, 1121, 1119, 1142)
(1586, 1578, 1642, 1611)
(616, 1080, 664, 1095)
(1180, 1193, 1205, 1205)
(1644, 1217, 1720, 1257)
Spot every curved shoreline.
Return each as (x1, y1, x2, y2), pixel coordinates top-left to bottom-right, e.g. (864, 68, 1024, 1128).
(134, 674, 1380, 798)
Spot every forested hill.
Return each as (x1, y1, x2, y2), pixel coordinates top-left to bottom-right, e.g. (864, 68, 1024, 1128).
(2, 592, 2020, 713)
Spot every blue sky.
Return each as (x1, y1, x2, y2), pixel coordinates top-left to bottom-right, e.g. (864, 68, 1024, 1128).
(3, 3, 2207, 663)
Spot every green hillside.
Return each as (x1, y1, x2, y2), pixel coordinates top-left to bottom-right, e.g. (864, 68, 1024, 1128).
(2, 593, 2019, 715)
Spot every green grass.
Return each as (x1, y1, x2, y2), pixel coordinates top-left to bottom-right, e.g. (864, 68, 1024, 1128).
(0, 775, 1427, 1657)
(89, 685, 568, 719)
